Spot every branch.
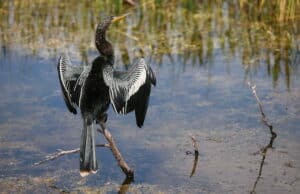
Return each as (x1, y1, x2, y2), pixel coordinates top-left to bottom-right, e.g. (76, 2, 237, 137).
(250, 131, 276, 194)
(190, 135, 199, 155)
(99, 123, 134, 178)
(247, 82, 277, 138)
(186, 135, 199, 177)
(248, 81, 278, 193)
(33, 144, 110, 166)
(34, 123, 134, 178)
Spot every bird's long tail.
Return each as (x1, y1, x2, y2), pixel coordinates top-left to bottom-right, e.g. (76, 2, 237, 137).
(80, 120, 98, 177)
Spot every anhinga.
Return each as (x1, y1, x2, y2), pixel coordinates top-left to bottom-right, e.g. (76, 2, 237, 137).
(57, 14, 156, 177)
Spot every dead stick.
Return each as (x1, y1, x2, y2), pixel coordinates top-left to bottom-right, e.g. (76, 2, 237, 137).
(190, 135, 199, 155)
(190, 152, 199, 178)
(99, 123, 134, 178)
(33, 144, 110, 166)
(188, 135, 199, 177)
(247, 82, 277, 138)
(248, 81, 278, 193)
(250, 133, 276, 194)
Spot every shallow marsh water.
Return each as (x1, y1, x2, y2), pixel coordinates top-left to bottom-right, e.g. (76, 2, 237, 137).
(0, 1, 300, 193)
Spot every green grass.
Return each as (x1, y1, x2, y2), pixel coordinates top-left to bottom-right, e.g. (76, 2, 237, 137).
(0, 0, 299, 87)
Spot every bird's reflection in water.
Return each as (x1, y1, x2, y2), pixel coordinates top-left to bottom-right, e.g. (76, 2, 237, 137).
(250, 133, 277, 194)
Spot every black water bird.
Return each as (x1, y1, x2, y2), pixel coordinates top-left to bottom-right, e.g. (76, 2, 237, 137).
(57, 14, 156, 177)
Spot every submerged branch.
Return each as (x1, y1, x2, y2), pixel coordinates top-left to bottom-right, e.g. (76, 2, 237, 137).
(33, 144, 110, 166)
(99, 123, 134, 178)
(250, 132, 276, 194)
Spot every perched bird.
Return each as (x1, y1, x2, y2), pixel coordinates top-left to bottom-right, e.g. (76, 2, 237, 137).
(57, 14, 156, 177)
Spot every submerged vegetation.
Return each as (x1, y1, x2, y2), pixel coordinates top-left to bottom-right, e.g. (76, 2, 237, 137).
(0, 0, 299, 87)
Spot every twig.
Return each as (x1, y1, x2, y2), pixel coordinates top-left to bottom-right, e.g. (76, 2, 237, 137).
(99, 123, 134, 178)
(190, 135, 199, 155)
(34, 123, 134, 178)
(33, 144, 110, 166)
(247, 82, 277, 138)
(248, 81, 277, 194)
(187, 135, 199, 177)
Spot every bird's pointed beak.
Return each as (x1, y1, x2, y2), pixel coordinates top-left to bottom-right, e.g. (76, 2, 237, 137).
(111, 13, 130, 23)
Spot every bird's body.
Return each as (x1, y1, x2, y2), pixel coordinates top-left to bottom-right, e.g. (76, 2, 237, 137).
(58, 56, 111, 176)
(57, 14, 156, 177)
(79, 57, 110, 120)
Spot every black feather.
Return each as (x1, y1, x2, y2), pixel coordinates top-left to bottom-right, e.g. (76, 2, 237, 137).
(103, 58, 156, 128)
(134, 83, 151, 127)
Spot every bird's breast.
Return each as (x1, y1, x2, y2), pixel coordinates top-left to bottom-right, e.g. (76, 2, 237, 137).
(79, 75, 110, 114)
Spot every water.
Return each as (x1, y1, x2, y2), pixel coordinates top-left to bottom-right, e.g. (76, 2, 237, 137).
(0, 1, 300, 193)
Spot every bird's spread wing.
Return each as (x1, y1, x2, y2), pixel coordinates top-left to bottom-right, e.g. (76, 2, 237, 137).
(57, 54, 84, 114)
(103, 58, 156, 127)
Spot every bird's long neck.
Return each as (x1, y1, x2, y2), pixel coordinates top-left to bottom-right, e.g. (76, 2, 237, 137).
(95, 21, 114, 65)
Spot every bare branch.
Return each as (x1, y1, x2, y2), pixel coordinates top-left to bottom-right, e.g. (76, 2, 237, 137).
(34, 122, 134, 178)
(99, 123, 134, 178)
(187, 135, 199, 177)
(190, 135, 199, 155)
(248, 81, 278, 193)
(33, 144, 110, 166)
(247, 82, 277, 138)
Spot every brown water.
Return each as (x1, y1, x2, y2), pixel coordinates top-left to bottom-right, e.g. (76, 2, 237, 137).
(0, 1, 300, 193)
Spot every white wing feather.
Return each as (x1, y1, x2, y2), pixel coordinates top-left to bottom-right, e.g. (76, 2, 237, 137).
(103, 58, 152, 114)
(57, 54, 85, 114)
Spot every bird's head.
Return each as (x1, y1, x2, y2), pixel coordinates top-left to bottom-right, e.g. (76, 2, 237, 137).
(99, 14, 129, 31)
(95, 13, 130, 58)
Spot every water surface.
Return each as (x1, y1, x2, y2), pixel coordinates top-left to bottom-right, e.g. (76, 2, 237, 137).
(0, 1, 300, 193)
